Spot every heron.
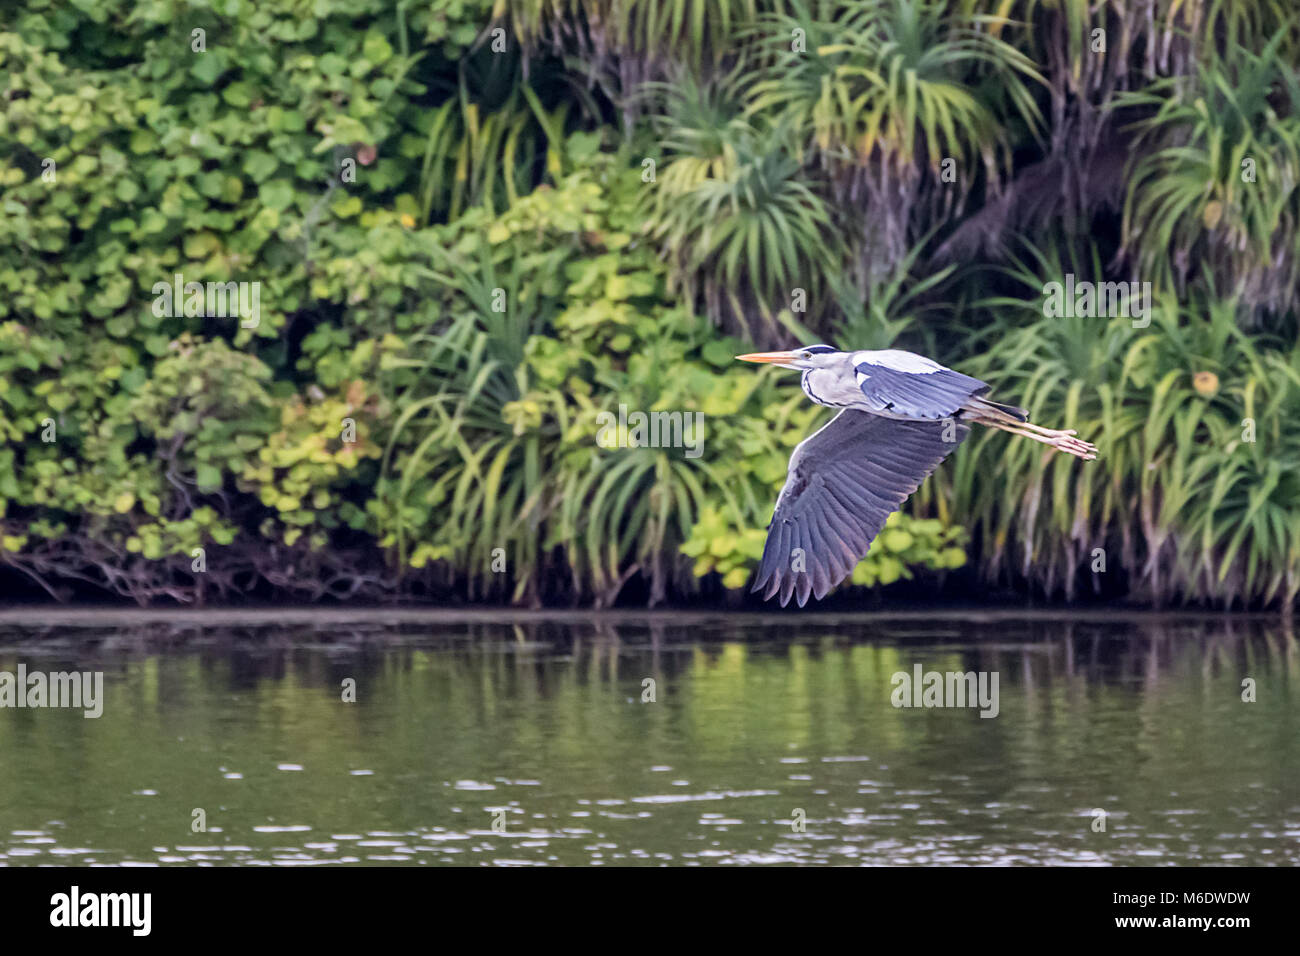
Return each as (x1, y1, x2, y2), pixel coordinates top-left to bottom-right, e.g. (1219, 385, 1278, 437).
(736, 345, 1097, 607)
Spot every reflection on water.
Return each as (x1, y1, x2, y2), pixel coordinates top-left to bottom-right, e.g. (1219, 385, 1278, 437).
(0, 612, 1296, 866)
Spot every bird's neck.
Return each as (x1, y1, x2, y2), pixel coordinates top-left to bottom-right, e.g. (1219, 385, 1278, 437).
(801, 369, 837, 407)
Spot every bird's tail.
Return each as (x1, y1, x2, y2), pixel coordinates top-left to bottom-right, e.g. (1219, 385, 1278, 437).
(964, 397, 1028, 422)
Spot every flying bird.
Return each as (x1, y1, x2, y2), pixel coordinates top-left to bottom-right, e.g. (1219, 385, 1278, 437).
(736, 345, 1097, 607)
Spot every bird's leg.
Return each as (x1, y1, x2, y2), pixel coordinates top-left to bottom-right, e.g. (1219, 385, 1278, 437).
(971, 416, 1098, 460)
(1017, 420, 1099, 457)
(1018, 420, 1081, 440)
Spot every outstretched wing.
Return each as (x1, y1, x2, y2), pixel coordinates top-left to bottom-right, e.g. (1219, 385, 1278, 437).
(753, 410, 969, 607)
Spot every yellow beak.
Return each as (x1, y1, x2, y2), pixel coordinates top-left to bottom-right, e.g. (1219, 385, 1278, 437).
(735, 351, 799, 364)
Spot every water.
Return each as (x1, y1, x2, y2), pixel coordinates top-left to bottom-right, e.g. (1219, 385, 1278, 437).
(0, 610, 1295, 866)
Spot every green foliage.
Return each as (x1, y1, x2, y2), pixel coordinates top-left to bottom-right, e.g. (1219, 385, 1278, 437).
(645, 120, 842, 336)
(952, 240, 1300, 607)
(683, 507, 966, 591)
(1118, 31, 1300, 317)
(0, 0, 485, 600)
(747, 0, 1042, 170)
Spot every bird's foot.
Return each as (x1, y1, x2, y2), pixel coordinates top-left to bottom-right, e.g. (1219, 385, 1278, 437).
(1045, 430, 1097, 460)
(975, 416, 1099, 460)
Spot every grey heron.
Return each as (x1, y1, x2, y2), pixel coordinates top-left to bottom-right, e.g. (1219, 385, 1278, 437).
(736, 345, 1097, 607)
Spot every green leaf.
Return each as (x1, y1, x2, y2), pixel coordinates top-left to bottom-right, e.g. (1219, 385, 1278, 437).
(196, 464, 222, 491)
(258, 180, 295, 211)
(362, 33, 393, 65)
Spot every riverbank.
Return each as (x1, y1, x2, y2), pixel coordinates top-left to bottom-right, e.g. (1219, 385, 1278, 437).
(0, 605, 1290, 628)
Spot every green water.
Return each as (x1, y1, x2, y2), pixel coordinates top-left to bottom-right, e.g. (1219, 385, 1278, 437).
(0, 611, 1295, 866)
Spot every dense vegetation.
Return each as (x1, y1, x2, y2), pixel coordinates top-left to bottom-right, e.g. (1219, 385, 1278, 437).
(2, 0, 1298, 609)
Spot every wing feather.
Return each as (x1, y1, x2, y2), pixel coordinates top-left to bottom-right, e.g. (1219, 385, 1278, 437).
(753, 410, 969, 606)
(854, 361, 989, 420)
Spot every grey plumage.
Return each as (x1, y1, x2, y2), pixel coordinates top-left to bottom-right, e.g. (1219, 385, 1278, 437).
(854, 360, 990, 419)
(752, 411, 970, 607)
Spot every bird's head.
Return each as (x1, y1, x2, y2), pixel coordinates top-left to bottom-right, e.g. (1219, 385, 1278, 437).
(735, 344, 842, 371)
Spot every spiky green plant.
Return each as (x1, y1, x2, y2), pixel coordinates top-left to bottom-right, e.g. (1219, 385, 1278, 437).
(949, 238, 1300, 607)
(744, 0, 1043, 277)
(375, 234, 567, 602)
(643, 115, 843, 340)
(508, 0, 760, 86)
(1117, 31, 1300, 320)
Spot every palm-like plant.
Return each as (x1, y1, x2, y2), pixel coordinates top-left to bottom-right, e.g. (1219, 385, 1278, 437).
(419, 88, 561, 221)
(831, 236, 954, 351)
(507, 0, 759, 117)
(377, 240, 567, 603)
(417, 44, 589, 222)
(1117, 31, 1300, 321)
(745, 0, 1043, 278)
(950, 237, 1300, 607)
(639, 69, 757, 194)
(642, 91, 843, 340)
